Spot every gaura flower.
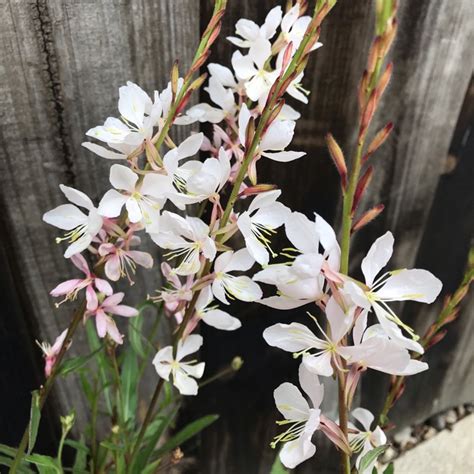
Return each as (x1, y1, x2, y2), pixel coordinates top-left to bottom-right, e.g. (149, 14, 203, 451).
(37, 329, 70, 377)
(343, 231, 442, 344)
(153, 334, 205, 396)
(83, 82, 162, 159)
(98, 164, 167, 230)
(85, 292, 138, 345)
(349, 408, 387, 474)
(264, 297, 355, 376)
(227, 6, 282, 49)
(272, 363, 324, 469)
(237, 189, 289, 265)
(150, 211, 216, 276)
(50, 253, 113, 310)
(212, 248, 262, 304)
(43, 185, 103, 258)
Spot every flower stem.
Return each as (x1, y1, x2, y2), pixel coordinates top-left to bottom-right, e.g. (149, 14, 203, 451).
(9, 300, 86, 473)
(337, 370, 351, 474)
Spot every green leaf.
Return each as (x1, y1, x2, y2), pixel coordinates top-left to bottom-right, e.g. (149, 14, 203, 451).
(24, 453, 60, 473)
(100, 441, 126, 453)
(57, 347, 103, 376)
(358, 445, 388, 473)
(383, 463, 394, 474)
(27, 390, 41, 455)
(270, 453, 289, 474)
(270, 452, 289, 474)
(129, 311, 146, 358)
(153, 414, 219, 458)
(142, 459, 161, 474)
(120, 349, 139, 423)
(130, 408, 178, 473)
(0, 443, 17, 457)
(68, 437, 89, 473)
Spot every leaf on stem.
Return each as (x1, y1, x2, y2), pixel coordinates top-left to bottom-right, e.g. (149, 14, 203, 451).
(27, 391, 41, 455)
(358, 445, 388, 473)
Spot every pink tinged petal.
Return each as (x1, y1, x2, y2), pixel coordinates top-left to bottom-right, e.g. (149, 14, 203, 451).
(279, 436, 316, 470)
(102, 292, 125, 307)
(109, 304, 139, 317)
(81, 142, 127, 160)
(273, 382, 310, 421)
(70, 253, 90, 275)
(106, 317, 124, 345)
(263, 322, 323, 352)
(51, 329, 69, 354)
(94, 278, 113, 295)
(86, 285, 98, 311)
(376, 269, 442, 303)
(104, 255, 121, 281)
(43, 204, 87, 230)
(261, 151, 306, 162)
(95, 309, 108, 338)
(298, 363, 324, 409)
(98, 189, 127, 218)
(109, 164, 138, 191)
(176, 334, 203, 360)
(326, 296, 353, 344)
(351, 407, 374, 432)
(174, 370, 199, 396)
(201, 309, 241, 331)
(302, 352, 334, 377)
(361, 231, 394, 287)
(127, 250, 153, 269)
(50, 279, 83, 297)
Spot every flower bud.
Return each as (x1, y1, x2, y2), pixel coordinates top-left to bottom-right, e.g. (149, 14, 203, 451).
(171, 60, 179, 97)
(231, 356, 244, 371)
(325, 133, 347, 190)
(364, 122, 393, 162)
(352, 165, 374, 212)
(351, 204, 385, 233)
(239, 183, 278, 197)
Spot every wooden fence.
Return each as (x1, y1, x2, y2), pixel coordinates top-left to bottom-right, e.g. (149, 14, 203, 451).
(0, 0, 472, 472)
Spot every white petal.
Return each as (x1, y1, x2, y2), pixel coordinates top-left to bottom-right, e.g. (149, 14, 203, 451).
(98, 189, 127, 218)
(201, 309, 241, 331)
(43, 204, 87, 230)
(225, 247, 255, 272)
(212, 280, 229, 305)
(64, 234, 92, 258)
(208, 63, 237, 87)
(376, 269, 442, 303)
(180, 361, 205, 379)
(298, 362, 324, 409)
(118, 81, 151, 128)
(279, 435, 316, 470)
(232, 51, 256, 81)
(177, 133, 204, 159)
(235, 18, 260, 42)
(303, 352, 334, 377)
(109, 164, 138, 192)
(245, 74, 269, 102)
(263, 322, 321, 352)
(261, 120, 295, 151)
(224, 275, 262, 302)
(274, 382, 310, 421)
(361, 231, 394, 287)
(261, 151, 306, 162)
(285, 211, 318, 254)
(81, 142, 127, 160)
(352, 408, 374, 432)
(238, 103, 251, 146)
(176, 334, 203, 360)
(262, 6, 283, 39)
(174, 370, 199, 396)
(258, 295, 310, 310)
(152, 346, 173, 380)
(59, 185, 94, 210)
(249, 37, 272, 70)
(326, 296, 353, 344)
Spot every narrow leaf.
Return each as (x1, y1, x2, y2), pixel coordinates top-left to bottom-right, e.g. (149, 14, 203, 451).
(27, 390, 41, 454)
(120, 349, 139, 422)
(128, 312, 146, 358)
(153, 414, 219, 458)
(358, 445, 388, 473)
(383, 463, 394, 474)
(58, 347, 103, 376)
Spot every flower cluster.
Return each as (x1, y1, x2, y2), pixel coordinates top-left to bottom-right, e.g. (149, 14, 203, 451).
(37, 1, 443, 472)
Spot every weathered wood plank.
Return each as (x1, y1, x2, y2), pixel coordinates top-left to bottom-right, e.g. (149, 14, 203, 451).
(0, 0, 199, 438)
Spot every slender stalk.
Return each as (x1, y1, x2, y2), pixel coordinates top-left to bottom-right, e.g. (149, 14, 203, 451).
(9, 300, 86, 473)
(337, 370, 351, 474)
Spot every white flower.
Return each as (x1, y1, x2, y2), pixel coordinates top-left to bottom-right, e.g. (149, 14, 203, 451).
(263, 297, 354, 376)
(43, 185, 103, 258)
(272, 363, 324, 469)
(349, 408, 387, 474)
(343, 231, 442, 348)
(212, 249, 262, 304)
(237, 190, 289, 265)
(153, 334, 205, 396)
(195, 286, 241, 331)
(254, 212, 340, 309)
(227, 6, 282, 48)
(82, 82, 162, 159)
(98, 164, 167, 231)
(232, 39, 279, 102)
(150, 211, 216, 276)
(238, 104, 305, 162)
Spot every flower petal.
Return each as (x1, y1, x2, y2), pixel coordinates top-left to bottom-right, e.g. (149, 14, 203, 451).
(273, 382, 310, 421)
(98, 189, 127, 218)
(110, 164, 138, 192)
(176, 334, 203, 360)
(201, 309, 242, 331)
(361, 231, 394, 287)
(43, 204, 87, 230)
(263, 322, 322, 352)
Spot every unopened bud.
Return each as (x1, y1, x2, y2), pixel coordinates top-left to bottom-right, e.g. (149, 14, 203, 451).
(265, 100, 286, 130)
(380, 18, 398, 56)
(426, 329, 447, 349)
(326, 133, 347, 190)
(171, 60, 179, 97)
(190, 51, 211, 75)
(352, 204, 385, 233)
(359, 89, 377, 141)
(239, 183, 278, 197)
(231, 356, 244, 371)
(364, 122, 393, 162)
(440, 308, 460, 327)
(60, 412, 75, 434)
(375, 62, 393, 103)
(171, 447, 184, 465)
(207, 22, 222, 48)
(358, 70, 369, 110)
(245, 117, 256, 150)
(352, 166, 374, 212)
(367, 37, 382, 74)
(281, 42, 294, 73)
(145, 139, 162, 167)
